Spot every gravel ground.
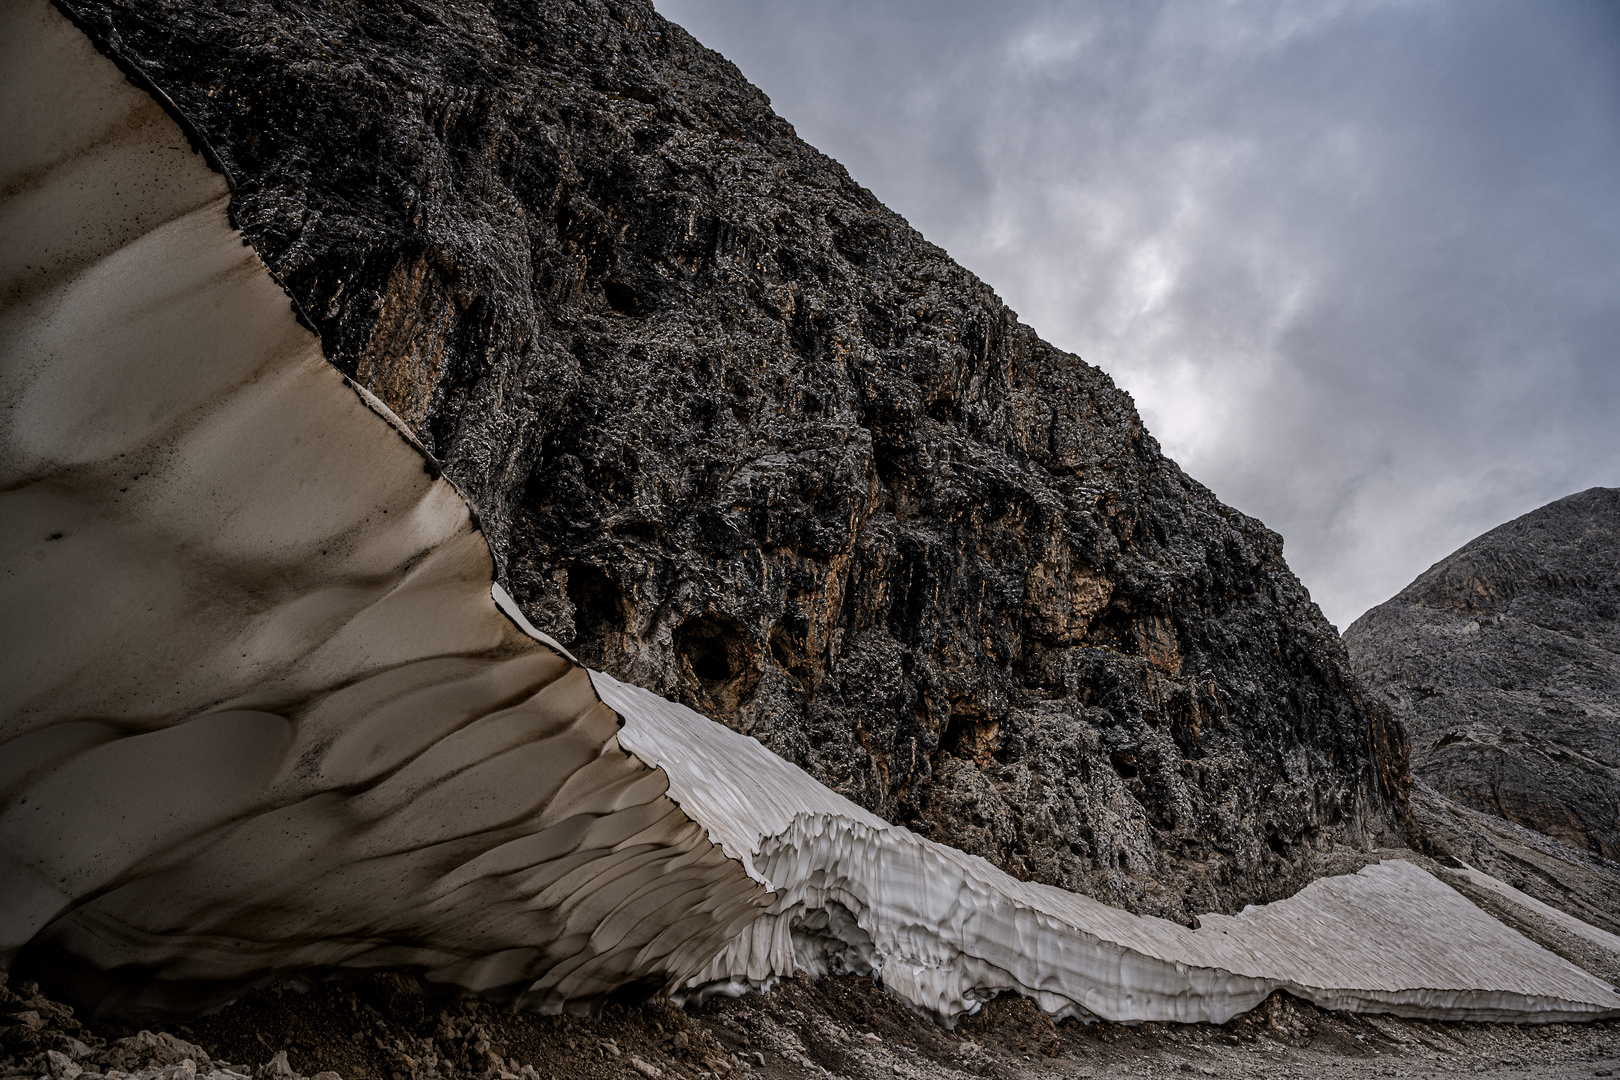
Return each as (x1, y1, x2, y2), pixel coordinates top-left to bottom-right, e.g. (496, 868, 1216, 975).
(5, 970, 1617, 1080)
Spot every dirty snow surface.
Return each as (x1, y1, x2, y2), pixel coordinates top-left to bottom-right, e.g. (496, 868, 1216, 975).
(604, 675, 1620, 1024)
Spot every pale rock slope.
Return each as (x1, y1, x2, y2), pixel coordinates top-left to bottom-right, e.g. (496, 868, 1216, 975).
(1, 0, 1616, 1028)
(1345, 489, 1620, 913)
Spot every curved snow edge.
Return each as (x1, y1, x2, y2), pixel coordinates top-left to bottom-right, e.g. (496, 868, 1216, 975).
(600, 673, 1620, 1025)
(0, 0, 768, 1017)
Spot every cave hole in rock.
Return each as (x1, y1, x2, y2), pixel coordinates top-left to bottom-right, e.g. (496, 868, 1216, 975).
(1108, 750, 1139, 779)
(603, 278, 640, 316)
(768, 625, 812, 684)
(941, 707, 1000, 765)
(675, 613, 760, 708)
(567, 563, 624, 645)
(941, 713, 974, 759)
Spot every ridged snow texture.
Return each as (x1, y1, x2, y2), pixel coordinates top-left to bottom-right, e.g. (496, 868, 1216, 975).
(602, 676, 1620, 1024)
(0, 0, 764, 1017)
(2, 0, 1617, 1026)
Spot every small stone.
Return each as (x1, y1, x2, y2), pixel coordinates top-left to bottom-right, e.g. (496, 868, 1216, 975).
(670, 1032, 688, 1051)
(255, 1053, 296, 1080)
(47, 1050, 83, 1080)
(311, 1072, 342, 1080)
(11, 1011, 44, 1031)
(628, 1058, 662, 1079)
(155, 1059, 197, 1080)
(862, 1033, 880, 1045)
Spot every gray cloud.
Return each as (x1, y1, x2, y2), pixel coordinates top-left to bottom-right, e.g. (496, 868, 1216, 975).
(655, 0, 1620, 629)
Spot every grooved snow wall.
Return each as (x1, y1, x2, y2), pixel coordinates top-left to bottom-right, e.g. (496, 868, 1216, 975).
(604, 676, 1620, 1024)
(0, 0, 765, 1018)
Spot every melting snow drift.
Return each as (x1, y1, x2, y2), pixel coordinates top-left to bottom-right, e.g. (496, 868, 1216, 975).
(605, 676, 1620, 1024)
(3, 0, 1618, 1025)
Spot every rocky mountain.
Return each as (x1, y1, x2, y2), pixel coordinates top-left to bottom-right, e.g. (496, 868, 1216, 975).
(58, 0, 1407, 921)
(1345, 487, 1620, 863)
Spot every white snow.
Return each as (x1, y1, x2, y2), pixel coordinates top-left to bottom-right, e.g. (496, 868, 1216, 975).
(603, 673, 1620, 1024)
(1448, 862, 1620, 958)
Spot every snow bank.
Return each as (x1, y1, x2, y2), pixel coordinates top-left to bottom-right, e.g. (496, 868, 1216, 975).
(0, 0, 764, 1016)
(604, 675, 1620, 1024)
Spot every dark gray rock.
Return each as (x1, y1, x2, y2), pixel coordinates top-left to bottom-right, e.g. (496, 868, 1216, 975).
(60, 0, 1407, 920)
(1346, 487, 1620, 860)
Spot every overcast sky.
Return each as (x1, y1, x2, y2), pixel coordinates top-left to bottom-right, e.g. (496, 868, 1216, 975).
(654, 0, 1620, 630)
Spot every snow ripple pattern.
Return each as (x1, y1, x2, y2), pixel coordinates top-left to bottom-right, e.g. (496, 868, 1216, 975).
(602, 674, 1620, 1025)
(0, 0, 765, 1016)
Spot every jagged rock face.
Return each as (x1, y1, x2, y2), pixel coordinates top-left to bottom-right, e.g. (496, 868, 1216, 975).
(61, 0, 1406, 919)
(1345, 488, 1620, 861)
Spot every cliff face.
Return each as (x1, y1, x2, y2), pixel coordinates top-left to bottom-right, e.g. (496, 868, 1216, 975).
(61, 0, 1406, 919)
(1346, 488, 1620, 862)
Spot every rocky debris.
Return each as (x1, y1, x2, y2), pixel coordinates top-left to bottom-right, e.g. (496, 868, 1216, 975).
(61, 0, 1406, 923)
(98, 1034, 214, 1074)
(1346, 488, 1620, 865)
(0, 976, 250, 1080)
(6, 970, 1620, 1080)
(2, 975, 104, 1080)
